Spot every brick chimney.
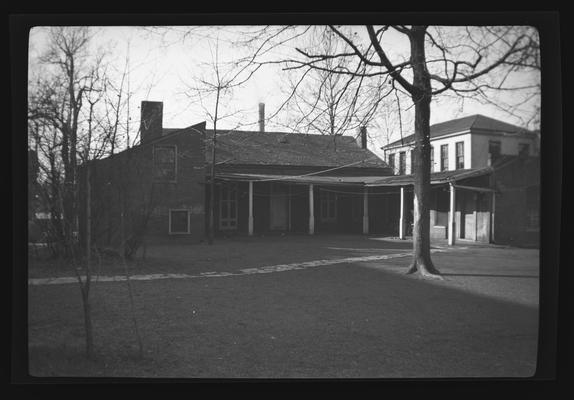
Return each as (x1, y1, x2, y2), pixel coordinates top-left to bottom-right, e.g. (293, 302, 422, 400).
(258, 103, 265, 133)
(140, 101, 163, 144)
(359, 126, 367, 149)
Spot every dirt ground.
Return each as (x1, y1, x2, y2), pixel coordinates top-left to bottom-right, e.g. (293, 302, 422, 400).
(26, 234, 540, 379)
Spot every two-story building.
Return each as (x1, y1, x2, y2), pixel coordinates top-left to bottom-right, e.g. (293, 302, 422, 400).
(382, 114, 539, 174)
(378, 114, 540, 247)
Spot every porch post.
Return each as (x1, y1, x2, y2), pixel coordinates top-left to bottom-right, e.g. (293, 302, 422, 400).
(448, 182, 456, 246)
(308, 184, 315, 235)
(288, 184, 292, 232)
(248, 181, 254, 236)
(399, 186, 405, 240)
(491, 190, 496, 243)
(363, 186, 369, 234)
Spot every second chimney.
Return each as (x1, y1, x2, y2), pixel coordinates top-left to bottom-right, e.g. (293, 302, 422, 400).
(360, 126, 367, 149)
(258, 103, 265, 133)
(140, 101, 163, 144)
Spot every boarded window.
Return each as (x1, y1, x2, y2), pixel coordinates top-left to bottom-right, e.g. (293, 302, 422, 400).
(154, 145, 177, 181)
(489, 140, 501, 163)
(440, 144, 449, 171)
(399, 151, 406, 175)
(519, 143, 530, 157)
(455, 141, 464, 170)
(169, 209, 189, 234)
(388, 153, 395, 173)
(219, 183, 238, 230)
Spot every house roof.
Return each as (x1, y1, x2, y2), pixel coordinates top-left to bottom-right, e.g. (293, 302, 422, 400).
(383, 114, 535, 149)
(205, 129, 389, 170)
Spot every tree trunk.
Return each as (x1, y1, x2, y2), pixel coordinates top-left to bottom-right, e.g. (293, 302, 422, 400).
(406, 26, 442, 279)
(81, 163, 94, 358)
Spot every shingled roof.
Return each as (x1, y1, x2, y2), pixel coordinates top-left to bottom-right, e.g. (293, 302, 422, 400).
(205, 129, 389, 169)
(383, 114, 535, 149)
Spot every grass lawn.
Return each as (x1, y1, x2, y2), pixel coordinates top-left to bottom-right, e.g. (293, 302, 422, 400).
(26, 235, 540, 379)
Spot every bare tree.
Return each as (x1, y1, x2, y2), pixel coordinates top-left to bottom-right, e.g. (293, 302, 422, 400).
(264, 25, 539, 278)
(179, 36, 264, 244)
(281, 26, 393, 151)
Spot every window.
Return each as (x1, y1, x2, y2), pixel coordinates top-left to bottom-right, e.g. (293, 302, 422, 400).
(169, 209, 190, 234)
(518, 143, 530, 157)
(440, 144, 449, 171)
(410, 150, 415, 174)
(430, 146, 434, 172)
(320, 191, 337, 222)
(489, 140, 501, 163)
(455, 141, 464, 170)
(399, 151, 406, 175)
(388, 153, 395, 173)
(153, 145, 177, 181)
(219, 183, 238, 230)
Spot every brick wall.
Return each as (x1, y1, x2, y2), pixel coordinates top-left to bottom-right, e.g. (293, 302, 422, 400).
(80, 125, 206, 250)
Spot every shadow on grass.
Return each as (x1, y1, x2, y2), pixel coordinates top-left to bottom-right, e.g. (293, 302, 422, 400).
(441, 273, 539, 279)
(27, 258, 541, 379)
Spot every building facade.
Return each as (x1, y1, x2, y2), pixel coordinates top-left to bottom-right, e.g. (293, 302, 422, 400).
(380, 114, 540, 247)
(81, 104, 539, 252)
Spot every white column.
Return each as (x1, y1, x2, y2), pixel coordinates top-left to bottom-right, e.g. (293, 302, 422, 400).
(288, 184, 292, 232)
(448, 183, 456, 246)
(362, 186, 369, 234)
(308, 184, 315, 235)
(399, 186, 405, 240)
(491, 191, 496, 243)
(248, 181, 254, 236)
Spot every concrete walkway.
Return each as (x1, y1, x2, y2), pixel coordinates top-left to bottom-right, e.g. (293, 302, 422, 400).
(28, 247, 454, 286)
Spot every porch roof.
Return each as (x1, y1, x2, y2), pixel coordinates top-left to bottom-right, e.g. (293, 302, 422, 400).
(364, 167, 493, 187)
(215, 172, 372, 186)
(214, 166, 493, 187)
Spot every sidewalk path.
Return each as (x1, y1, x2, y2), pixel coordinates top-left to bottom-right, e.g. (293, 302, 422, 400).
(28, 248, 454, 286)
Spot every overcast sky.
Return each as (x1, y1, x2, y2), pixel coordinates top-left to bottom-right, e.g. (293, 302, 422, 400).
(28, 25, 540, 156)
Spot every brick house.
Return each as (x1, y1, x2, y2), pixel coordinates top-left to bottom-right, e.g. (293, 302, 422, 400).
(81, 102, 539, 251)
(80, 101, 395, 251)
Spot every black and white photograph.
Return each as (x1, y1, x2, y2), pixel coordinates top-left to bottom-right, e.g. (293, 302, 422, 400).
(12, 13, 565, 382)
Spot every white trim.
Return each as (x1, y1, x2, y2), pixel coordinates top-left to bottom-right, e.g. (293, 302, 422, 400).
(383, 129, 471, 151)
(168, 209, 190, 234)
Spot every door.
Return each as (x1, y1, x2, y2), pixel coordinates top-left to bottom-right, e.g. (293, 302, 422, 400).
(476, 193, 490, 242)
(270, 194, 288, 230)
(462, 191, 476, 240)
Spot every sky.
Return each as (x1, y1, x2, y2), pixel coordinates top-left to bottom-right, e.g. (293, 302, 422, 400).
(28, 25, 541, 158)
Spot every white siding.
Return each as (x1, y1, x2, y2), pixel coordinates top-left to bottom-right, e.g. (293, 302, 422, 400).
(472, 133, 539, 167)
(385, 133, 471, 173)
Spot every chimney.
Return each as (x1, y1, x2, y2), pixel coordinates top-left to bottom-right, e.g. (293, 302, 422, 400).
(258, 103, 265, 133)
(359, 126, 367, 149)
(140, 101, 163, 144)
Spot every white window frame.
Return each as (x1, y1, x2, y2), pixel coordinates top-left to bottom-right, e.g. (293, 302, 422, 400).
(219, 183, 238, 231)
(169, 209, 190, 234)
(440, 144, 449, 172)
(455, 141, 464, 170)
